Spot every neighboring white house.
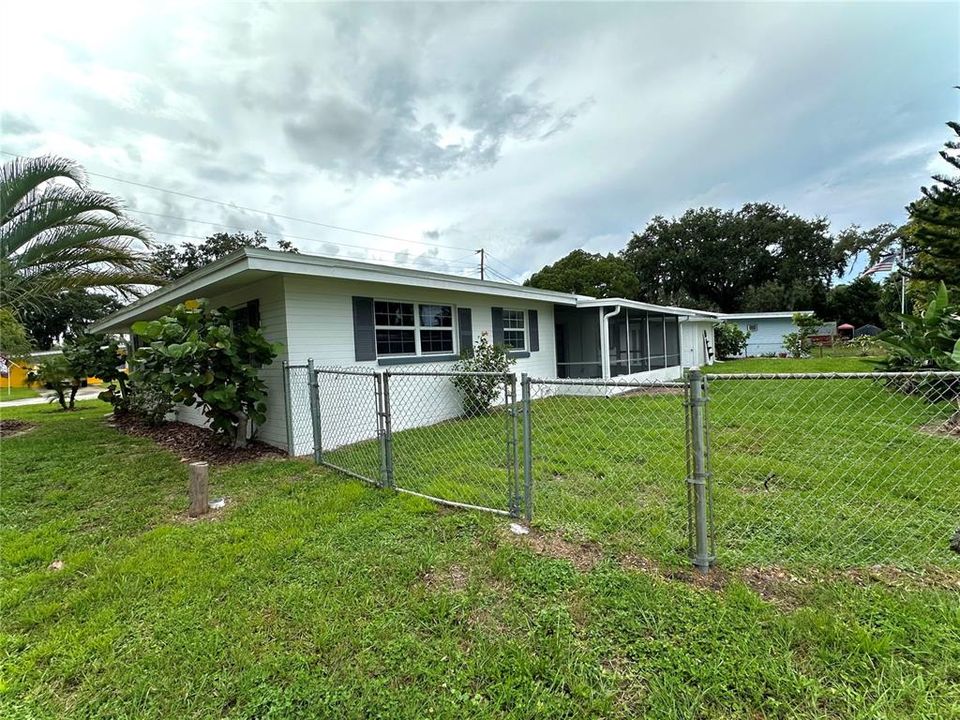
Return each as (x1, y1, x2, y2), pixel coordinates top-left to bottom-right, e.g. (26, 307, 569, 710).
(718, 311, 811, 356)
(91, 248, 717, 454)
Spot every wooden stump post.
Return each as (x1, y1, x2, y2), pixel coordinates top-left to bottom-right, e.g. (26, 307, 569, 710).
(188, 462, 209, 517)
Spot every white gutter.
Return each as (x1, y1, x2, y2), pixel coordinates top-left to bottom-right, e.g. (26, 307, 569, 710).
(599, 304, 622, 380)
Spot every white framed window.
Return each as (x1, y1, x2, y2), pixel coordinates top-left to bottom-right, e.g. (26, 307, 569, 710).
(502, 309, 526, 350)
(374, 300, 454, 357)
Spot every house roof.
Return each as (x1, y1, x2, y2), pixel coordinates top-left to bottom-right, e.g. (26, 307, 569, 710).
(90, 247, 715, 332)
(574, 297, 719, 319)
(718, 311, 812, 321)
(91, 248, 582, 332)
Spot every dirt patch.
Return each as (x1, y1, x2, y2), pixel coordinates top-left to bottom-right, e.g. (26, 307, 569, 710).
(422, 563, 470, 592)
(502, 527, 604, 572)
(111, 415, 285, 465)
(0, 420, 37, 437)
(920, 417, 960, 440)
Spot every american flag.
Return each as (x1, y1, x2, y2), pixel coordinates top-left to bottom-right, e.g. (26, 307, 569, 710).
(862, 253, 897, 276)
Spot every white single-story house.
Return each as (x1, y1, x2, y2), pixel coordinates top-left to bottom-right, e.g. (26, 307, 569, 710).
(718, 311, 811, 356)
(91, 248, 718, 454)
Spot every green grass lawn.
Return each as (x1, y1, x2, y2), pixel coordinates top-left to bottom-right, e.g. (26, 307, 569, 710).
(2, 400, 959, 719)
(0, 387, 40, 403)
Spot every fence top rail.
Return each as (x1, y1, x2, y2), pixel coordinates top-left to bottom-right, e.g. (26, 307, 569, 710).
(386, 369, 516, 378)
(314, 367, 380, 377)
(529, 376, 688, 388)
(705, 371, 960, 381)
(284, 363, 310, 369)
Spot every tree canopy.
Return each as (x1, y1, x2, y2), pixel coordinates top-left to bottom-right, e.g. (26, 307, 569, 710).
(904, 119, 960, 290)
(622, 203, 840, 313)
(151, 231, 299, 281)
(523, 250, 640, 298)
(20, 289, 122, 350)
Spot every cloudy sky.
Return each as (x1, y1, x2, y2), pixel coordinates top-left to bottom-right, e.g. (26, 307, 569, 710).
(2, 1, 956, 281)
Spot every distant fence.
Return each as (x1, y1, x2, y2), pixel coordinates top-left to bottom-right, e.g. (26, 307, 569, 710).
(285, 363, 960, 571)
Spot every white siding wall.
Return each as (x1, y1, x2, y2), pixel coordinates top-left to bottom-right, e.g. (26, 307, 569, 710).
(284, 276, 558, 455)
(680, 319, 716, 368)
(173, 276, 289, 449)
(729, 318, 795, 355)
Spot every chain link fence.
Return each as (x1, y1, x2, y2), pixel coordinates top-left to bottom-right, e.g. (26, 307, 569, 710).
(284, 363, 960, 571)
(705, 372, 960, 568)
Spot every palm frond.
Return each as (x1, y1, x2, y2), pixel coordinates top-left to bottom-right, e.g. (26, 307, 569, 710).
(0, 155, 86, 224)
(0, 186, 139, 258)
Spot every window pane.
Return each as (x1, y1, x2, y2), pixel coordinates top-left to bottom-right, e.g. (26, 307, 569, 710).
(419, 304, 452, 328)
(375, 301, 414, 327)
(420, 329, 453, 353)
(504, 330, 525, 349)
(376, 329, 416, 355)
(503, 309, 525, 329)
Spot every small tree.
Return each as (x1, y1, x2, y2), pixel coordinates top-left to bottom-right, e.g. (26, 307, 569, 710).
(27, 355, 81, 410)
(132, 299, 280, 446)
(714, 322, 750, 359)
(63, 333, 129, 408)
(783, 313, 821, 358)
(451, 332, 515, 417)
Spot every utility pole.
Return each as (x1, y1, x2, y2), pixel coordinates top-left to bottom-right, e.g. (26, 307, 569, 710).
(477, 248, 485, 280)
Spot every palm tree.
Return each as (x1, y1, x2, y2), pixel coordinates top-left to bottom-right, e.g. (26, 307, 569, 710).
(0, 154, 161, 315)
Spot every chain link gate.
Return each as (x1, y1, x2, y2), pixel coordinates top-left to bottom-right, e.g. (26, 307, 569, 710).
(287, 362, 525, 517)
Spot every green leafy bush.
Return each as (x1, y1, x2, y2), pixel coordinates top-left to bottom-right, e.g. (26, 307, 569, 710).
(27, 355, 81, 410)
(714, 322, 750, 359)
(132, 299, 281, 446)
(452, 332, 515, 417)
(64, 333, 129, 409)
(125, 379, 174, 425)
(876, 282, 960, 407)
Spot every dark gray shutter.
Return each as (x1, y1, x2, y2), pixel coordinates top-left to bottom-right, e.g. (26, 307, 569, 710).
(491, 307, 504, 346)
(457, 307, 473, 357)
(353, 296, 376, 361)
(528, 309, 539, 352)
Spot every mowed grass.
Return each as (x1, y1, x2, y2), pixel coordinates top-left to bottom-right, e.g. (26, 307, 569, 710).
(328, 357, 959, 569)
(3, 400, 960, 719)
(0, 387, 41, 403)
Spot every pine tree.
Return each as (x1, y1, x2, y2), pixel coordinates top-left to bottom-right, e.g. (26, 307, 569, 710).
(907, 106, 960, 290)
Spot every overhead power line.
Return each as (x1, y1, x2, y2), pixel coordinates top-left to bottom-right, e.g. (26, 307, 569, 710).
(0, 149, 478, 254)
(1, 149, 528, 281)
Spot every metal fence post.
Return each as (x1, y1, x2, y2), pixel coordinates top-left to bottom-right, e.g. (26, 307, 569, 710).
(282, 360, 295, 457)
(504, 374, 521, 518)
(381, 370, 395, 489)
(521, 373, 533, 524)
(307, 359, 322, 465)
(687, 367, 714, 573)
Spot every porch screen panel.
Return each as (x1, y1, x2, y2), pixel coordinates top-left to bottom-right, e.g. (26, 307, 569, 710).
(627, 309, 649, 373)
(648, 315, 666, 369)
(609, 312, 629, 377)
(665, 316, 680, 366)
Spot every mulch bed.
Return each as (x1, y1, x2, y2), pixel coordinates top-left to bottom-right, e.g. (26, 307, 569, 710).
(0, 420, 37, 437)
(110, 415, 285, 465)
